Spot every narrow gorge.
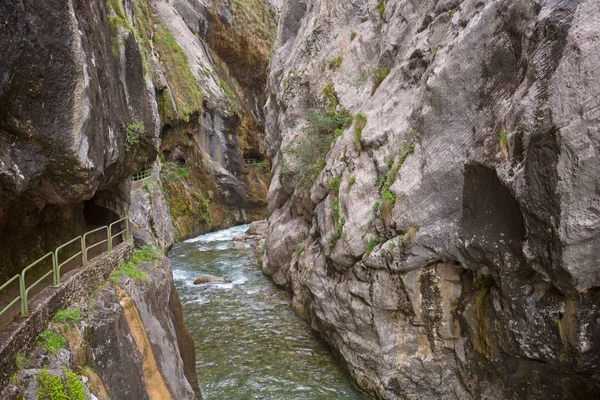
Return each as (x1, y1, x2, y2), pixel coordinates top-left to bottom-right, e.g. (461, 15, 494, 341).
(1, 0, 599, 399)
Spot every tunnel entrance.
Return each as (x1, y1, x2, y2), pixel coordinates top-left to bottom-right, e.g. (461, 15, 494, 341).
(83, 196, 120, 230)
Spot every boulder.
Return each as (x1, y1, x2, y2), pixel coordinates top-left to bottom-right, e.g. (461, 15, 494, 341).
(193, 275, 231, 285)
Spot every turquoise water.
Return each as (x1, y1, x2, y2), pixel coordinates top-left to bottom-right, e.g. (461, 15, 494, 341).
(169, 225, 371, 400)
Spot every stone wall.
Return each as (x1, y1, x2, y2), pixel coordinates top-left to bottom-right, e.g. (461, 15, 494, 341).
(0, 240, 133, 389)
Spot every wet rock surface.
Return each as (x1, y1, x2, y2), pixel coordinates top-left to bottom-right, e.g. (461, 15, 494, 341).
(193, 275, 231, 285)
(263, 0, 600, 399)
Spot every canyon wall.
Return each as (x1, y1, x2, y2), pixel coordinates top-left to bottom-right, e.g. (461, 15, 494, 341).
(0, 0, 276, 281)
(263, 0, 600, 398)
(0, 0, 276, 398)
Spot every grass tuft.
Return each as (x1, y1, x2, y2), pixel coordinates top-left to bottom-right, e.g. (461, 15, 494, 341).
(328, 56, 343, 70)
(371, 67, 391, 95)
(498, 129, 508, 160)
(328, 177, 341, 194)
(39, 331, 66, 355)
(53, 308, 83, 324)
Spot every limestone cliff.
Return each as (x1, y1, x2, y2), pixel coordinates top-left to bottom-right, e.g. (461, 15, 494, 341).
(0, 0, 275, 398)
(2, 256, 201, 400)
(263, 0, 600, 399)
(0, 0, 276, 279)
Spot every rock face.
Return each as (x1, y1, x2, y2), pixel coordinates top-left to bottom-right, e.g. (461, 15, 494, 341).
(2, 257, 201, 400)
(263, 0, 600, 399)
(0, 0, 276, 278)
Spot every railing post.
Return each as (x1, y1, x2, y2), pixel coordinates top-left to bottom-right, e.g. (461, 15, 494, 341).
(108, 225, 113, 252)
(19, 273, 27, 317)
(53, 250, 59, 287)
(82, 236, 87, 265)
(126, 216, 130, 240)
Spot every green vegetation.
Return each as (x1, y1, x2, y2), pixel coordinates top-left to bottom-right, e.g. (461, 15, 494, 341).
(353, 113, 367, 151)
(328, 176, 341, 194)
(328, 198, 346, 248)
(373, 200, 381, 215)
(431, 45, 439, 63)
(53, 308, 83, 324)
(125, 121, 144, 152)
(372, 67, 391, 95)
(295, 245, 305, 255)
(378, 0, 388, 21)
(15, 352, 26, 370)
(350, 31, 357, 40)
(328, 56, 343, 70)
(349, 175, 356, 186)
(285, 108, 352, 186)
(37, 369, 65, 400)
(447, 9, 453, 21)
(253, 160, 269, 173)
(498, 129, 508, 160)
(39, 331, 66, 355)
(106, 0, 153, 76)
(154, 23, 204, 124)
(382, 189, 396, 203)
(110, 245, 161, 283)
(37, 368, 86, 400)
(219, 79, 239, 113)
(161, 162, 191, 182)
(321, 83, 339, 111)
(228, 0, 278, 55)
(141, 180, 151, 194)
(366, 237, 379, 256)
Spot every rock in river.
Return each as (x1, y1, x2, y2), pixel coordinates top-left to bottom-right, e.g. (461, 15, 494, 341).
(194, 275, 231, 285)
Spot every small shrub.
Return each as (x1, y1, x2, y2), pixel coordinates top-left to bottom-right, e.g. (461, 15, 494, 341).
(328, 198, 346, 248)
(64, 369, 86, 400)
(321, 83, 339, 110)
(161, 162, 191, 182)
(295, 245, 305, 255)
(366, 237, 379, 256)
(53, 308, 82, 324)
(328, 176, 341, 193)
(447, 9, 453, 22)
(39, 331, 66, 355)
(371, 67, 391, 95)
(350, 31, 357, 40)
(498, 129, 508, 160)
(125, 121, 144, 152)
(284, 108, 352, 186)
(37, 369, 66, 400)
(37, 368, 86, 400)
(353, 113, 367, 151)
(349, 175, 356, 186)
(382, 189, 396, 203)
(378, 0, 388, 21)
(328, 56, 343, 70)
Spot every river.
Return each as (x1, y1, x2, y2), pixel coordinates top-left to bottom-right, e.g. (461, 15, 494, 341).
(169, 224, 371, 400)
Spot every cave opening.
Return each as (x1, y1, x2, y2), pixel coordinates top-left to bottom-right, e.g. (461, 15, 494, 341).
(83, 195, 120, 230)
